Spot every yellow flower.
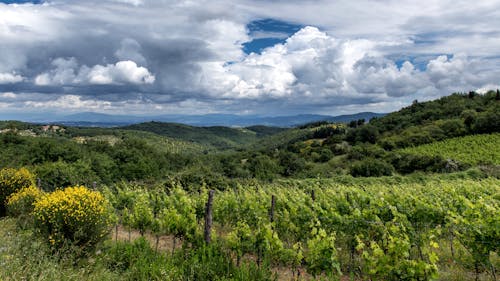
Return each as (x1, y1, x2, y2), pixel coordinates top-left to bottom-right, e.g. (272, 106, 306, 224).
(33, 185, 112, 249)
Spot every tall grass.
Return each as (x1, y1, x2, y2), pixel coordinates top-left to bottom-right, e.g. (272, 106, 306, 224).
(0, 218, 119, 281)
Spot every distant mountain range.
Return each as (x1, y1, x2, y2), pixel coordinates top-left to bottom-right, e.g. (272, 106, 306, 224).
(3, 112, 386, 127)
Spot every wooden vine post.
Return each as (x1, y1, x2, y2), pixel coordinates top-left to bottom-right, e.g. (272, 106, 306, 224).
(204, 190, 215, 244)
(269, 194, 276, 223)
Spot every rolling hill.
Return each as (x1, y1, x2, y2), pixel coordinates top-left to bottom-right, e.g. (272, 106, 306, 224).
(120, 122, 287, 149)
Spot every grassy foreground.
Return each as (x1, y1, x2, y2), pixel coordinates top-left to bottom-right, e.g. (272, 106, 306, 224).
(0, 218, 119, 281)
(0, 217, 274, 281)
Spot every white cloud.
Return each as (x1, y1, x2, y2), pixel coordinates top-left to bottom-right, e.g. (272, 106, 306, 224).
(426, 54, 470, 89)
(87, 60, 155, 85)
(198, 25, 500, 110)
(201, 26, 401, 100)
(35, 59, 155, 86)
(0, 72, 23, 84)
(111, 0, 144, 6)
(1, 92, 17, 99)
(34, 57, 78, 86)
(476, 84, 500, 94)
(202, 19, 249, 62)
(349, 58, 429, 97)
(24, 95, 112, 110)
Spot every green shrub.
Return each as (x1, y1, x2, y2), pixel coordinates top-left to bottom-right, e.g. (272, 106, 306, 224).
(0, 167, 35, 216)
(33, 160, 99, 191)
(248, 154, 280, 180)
(350, 159, 394, 177)
(391, 154, 447, 174)
(6, 185, 43, 229)
(472, 110, 500, 133)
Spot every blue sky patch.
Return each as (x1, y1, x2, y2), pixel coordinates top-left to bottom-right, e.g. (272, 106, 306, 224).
(394, 57, 428, 71)
(243, 18, 304, 54)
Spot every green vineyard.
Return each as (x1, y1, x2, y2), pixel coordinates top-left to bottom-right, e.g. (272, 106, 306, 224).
(102, 176, 500, 280)
(400, 133, 500, 165)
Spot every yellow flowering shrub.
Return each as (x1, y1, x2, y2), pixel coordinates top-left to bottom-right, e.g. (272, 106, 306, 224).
(6, 185, 42, 217)
(0, 167, 36, 216)
(33, 186, 113, 250)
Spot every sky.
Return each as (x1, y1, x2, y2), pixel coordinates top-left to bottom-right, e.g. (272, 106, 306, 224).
(1, 0, 500, 118)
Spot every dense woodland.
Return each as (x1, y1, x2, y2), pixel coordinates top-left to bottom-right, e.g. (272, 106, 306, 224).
(0, 90, 499, 281)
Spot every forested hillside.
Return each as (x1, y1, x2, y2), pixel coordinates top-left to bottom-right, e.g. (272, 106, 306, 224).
(121, 122, 286, 148)
(0, 91, 499, 189)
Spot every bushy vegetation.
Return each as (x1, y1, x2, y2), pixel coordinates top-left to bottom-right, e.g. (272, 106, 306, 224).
(121, 121, 276, 149)
(6, 185, 42, 217)
(350, 158, 394, 177)
(0, 167, 36, 216)
(33, 186, 113, 251)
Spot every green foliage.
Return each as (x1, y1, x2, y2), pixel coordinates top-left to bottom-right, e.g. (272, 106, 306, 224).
(34, 160, 99, 191)
(346, 144, 386, 160)
(130, 194, 154, 236)
(121, 121, 282, 149)
(390, 153, 448, 174)
(1, 91, 499, 185)
(0, 217, 120, 281)
(279, 151, 307, 176)
(472, 109, 500, 134)
(0, 217, 274, 281)
(346, 124, 380, 144)
(450, 197, 500, 278)
(400, 133, 500, 165)
(242, 125, 287, 137)
(2, 91, 500, 280)
(248, 154, 280, 180)
(312, 124, 346, 138)
(6, 185, 42, 217)
(101, 237, 274, 281)
(372, 92, 499, 150)
(305, 227, 341, 277)
(227, 221, 255, 265)
(356, 221, 438, 281)
(0, 167, 35, 216)
(370, 92, 499, 134)
(350, 158, 394, 177)
(0, 126, 206, 185)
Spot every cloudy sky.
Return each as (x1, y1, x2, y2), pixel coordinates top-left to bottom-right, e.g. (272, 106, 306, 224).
(1, 0, 500, 118)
